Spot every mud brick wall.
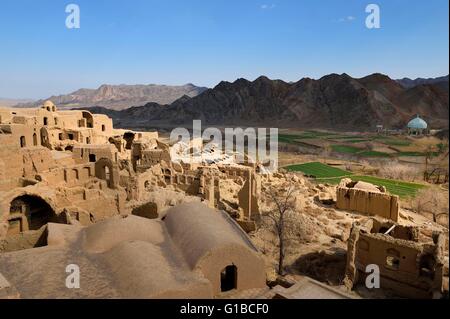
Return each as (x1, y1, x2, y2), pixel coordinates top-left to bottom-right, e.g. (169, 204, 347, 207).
(336, 187, 399, 222)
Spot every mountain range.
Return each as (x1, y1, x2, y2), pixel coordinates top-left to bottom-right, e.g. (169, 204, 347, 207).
(396, 75, 449, 89)
(14, 84, 208, 110)
(0, 98, 35, 107)
(84, 73, 449, 131)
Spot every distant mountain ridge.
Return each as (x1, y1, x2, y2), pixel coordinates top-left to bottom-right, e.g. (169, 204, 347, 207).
(14, 83, 208, 111)
(0, 98, 35, 107)
(396, 75, 449, 90)
(87, 73, 449, 131)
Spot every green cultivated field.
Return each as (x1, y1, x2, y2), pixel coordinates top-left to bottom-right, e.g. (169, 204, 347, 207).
(286, 162, 426, 197)
(286, 162, 351, 178)
(330, 145, 362, 154)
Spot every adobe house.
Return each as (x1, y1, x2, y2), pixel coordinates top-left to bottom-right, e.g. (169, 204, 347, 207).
(0, 202, 267, 298)
(344, 218, 446, 299)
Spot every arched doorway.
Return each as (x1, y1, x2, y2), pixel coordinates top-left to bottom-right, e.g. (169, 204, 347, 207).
(82, 111, 94, 128)
(220, 265, 237, 292)
(95, 158, 118, 189)
(40, 127, 49, 147)
(8, 195, 56, 233)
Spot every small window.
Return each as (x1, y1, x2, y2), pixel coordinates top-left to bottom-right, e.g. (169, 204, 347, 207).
(59, 133, 63, 141)
(68, 133, 74, 140)
(89, 154, 96, 162)
(386, 256, 400, 270)
(43, 117, 48, 126)
(20, 136, 26, 148)
(86, 137, 91, 144)
(385, 249, 400, 270)
(102, 125, 106, 132)
(54, 118, 58, 125)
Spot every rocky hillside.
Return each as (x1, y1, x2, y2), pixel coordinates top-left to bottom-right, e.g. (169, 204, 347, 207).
(89, 73, 449, 131)
(14, 84, 208, 111)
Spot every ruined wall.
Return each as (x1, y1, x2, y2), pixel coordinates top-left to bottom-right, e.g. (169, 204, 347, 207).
(54, 187, 125, 222)
(37, 163, 95, 187)
(0, 133, 56, 190)
(237, 172, 261, 221)
(336, 180, 399, 221)
(345, 220, 445, 299)
(21, 148, 56, 179)
(73, 145, 118, 163)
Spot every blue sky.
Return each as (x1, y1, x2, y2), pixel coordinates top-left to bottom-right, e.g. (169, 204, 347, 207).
(0, 0, 448, 99)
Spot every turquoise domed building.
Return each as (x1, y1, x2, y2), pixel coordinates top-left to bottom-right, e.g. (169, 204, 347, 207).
(407, 115, 428, 136)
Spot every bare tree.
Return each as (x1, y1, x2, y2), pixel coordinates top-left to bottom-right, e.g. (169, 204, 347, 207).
(263, 183, 297, 276)
(411, 187, 449, 224)
(321, 143, 332, 164)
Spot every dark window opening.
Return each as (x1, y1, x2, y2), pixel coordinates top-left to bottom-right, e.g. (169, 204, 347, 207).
(419, 255, 436, 280)
(59, 133, 63, 140)
(102, 125, 106, 132)
(65, 146, 73, 152)
(124, 132, 135, 150)
(221, 265, 237, 292)
(86, 137, 91, 144)
(33, 133, 38, 146)
(68, 133, 74, 140)
(43, 117, 48, 126)
(20, 136, 26, 148)
(89, 154, 96, 162)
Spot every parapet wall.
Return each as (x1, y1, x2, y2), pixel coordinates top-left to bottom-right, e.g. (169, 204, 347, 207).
(336, 179, 399, 222)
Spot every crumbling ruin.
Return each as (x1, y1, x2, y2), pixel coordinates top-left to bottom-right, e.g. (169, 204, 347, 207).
(336, 178, 399, 222)
(344, 217, 446, 299)
(0, 101, 447, 300)
(0, 101, 263, 242)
